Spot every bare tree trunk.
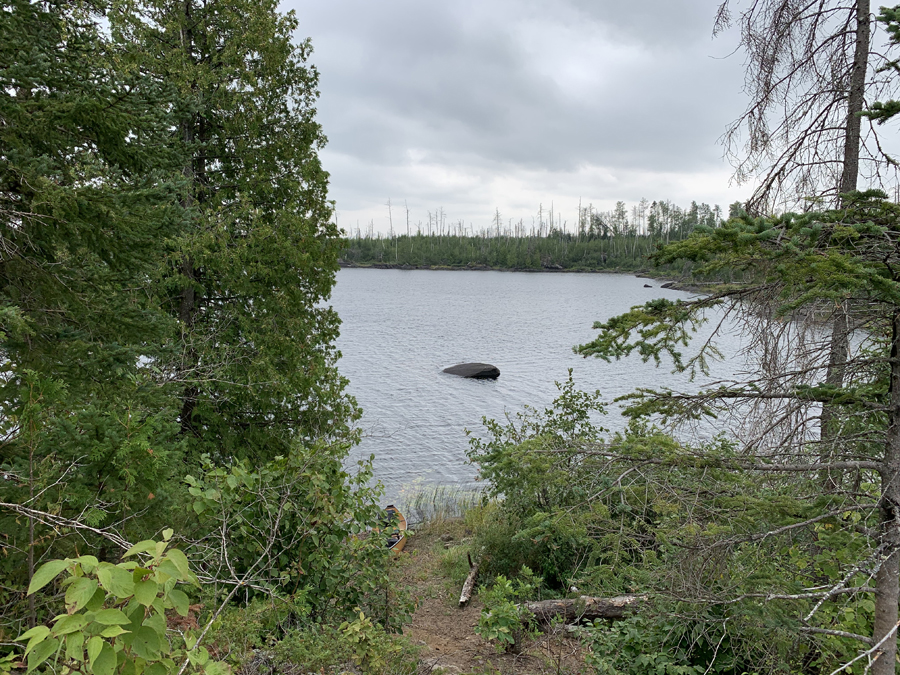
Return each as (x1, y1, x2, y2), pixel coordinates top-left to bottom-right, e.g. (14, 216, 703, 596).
(523, 595, 645, 624)
(839, 0, 870, 198)
(821, 0, 869, 457)
(872, 309, 900, 675)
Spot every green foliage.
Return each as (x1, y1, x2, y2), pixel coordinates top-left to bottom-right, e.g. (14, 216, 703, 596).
(341, 199, 724, 272)
(563, 192, 900, 673)
(467, 365, 885, 672)
(467, 373, 614, 587)
(582, 613, 719, 675)
(184, 443, 413, 627)
(474, 572, 541, 654)
(202, 602, 419, 675)
(339, 609, 404, 671)
(0, 0, 185, 633)
(1, 0, 364, 647)
(110, 0, 356, 462)
(15, 532, 227, 675)
(865, 6, 900, 124)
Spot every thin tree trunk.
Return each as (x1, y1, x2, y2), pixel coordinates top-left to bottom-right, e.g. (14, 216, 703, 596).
(820, 0, 869, 454)
(839, 0, 870, 199)
(820, 300, 850, 489)
(27, 412, 35, 628)
(872, 308, 900, 675)
(177, 0, 203, 439)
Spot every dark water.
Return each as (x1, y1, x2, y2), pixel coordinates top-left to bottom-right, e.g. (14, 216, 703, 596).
(330, 268, 743, 501)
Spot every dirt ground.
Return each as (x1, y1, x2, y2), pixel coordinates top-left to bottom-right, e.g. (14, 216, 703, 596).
(395, 521, 589, 675)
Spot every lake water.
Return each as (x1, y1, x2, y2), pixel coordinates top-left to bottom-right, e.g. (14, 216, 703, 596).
(330, 268, 745, 502)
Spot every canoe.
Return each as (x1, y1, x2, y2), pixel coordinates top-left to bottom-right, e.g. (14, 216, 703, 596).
(384, 504, 407, 553)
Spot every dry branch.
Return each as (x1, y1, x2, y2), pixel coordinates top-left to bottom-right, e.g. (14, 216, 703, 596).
(523, 594, 645, 624)
(459, 552, 480, 607)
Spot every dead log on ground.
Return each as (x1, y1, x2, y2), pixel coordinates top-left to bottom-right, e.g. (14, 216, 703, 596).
(458, 552, 480, 607)
(523, 595, 645, 624)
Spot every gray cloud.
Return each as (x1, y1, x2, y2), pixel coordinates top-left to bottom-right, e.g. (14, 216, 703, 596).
(284, 0, 751, 231)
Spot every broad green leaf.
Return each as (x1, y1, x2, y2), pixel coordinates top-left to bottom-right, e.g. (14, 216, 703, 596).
(156, 559, 180, 581)
(119, 654, 137, 675)
(51, 614, 87, 636)
(205, 661, 230, 675)
(73, 555, 100, 572)
(151, 597, 166, 616)
(168, 589, 189, 617)
(133, 580, 158, 607)
(130, 626, 160, 660)
(143, 612, 167, 641)
(66, 631, 84, 662)
(145, 662, 168, 675)
(165, 549, 192, 580)
(85, 586, 107, 611)
(132, 567, 152, 583)
(87, 636, 103, 665)
(187, 646, 210, 666)
(162, 528, 173, 541)
(92, 643, 117, 675)
(97, 565, 135, 599)
(26, 637, 59, 673)
(28, 560, 70, 595)
(99, 625, 130, 638)
(17, 626, 50, 656)
(93, 609, 131, 625)
(66, 577, 99, 612)
(123, 540, 157, 558)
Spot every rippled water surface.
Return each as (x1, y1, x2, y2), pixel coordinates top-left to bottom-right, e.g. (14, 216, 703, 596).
(330, 269, 743, 500)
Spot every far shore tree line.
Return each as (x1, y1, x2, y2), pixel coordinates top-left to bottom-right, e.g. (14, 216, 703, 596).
(341, 199, 728, 271)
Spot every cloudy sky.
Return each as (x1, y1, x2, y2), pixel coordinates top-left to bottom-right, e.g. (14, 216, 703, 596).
(282, 0, 752, 235)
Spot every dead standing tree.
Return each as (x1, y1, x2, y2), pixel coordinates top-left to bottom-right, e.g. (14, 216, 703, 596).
(715, 0, 898, 214)
(715, 0, 900, 463)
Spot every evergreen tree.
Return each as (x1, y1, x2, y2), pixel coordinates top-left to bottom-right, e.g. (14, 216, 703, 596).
(111, 0, 357, 461)
(577, 193, 900, 673)
(0, 0, 184, 627)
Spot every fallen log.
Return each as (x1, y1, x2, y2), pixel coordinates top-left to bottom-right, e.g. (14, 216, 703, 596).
(523, 595, 645, 624)
(458, 552, 480, 607)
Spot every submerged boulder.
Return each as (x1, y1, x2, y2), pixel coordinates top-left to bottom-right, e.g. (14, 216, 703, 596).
(442, 363, 500, 379)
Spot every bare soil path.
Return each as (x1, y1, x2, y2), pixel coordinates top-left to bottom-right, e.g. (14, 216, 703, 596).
(396, 521, 589, 675)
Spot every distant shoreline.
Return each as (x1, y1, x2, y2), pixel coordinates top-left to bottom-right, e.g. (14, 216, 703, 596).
(336, 260, 715, 293)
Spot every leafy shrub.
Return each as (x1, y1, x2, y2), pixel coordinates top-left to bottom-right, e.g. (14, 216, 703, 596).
(474, 571, 542, 654)
(270, 619, 419, 675)
(185, 442, 413, 626)
(15, 530, 226, 675)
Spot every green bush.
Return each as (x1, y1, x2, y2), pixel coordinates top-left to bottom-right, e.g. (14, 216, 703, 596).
(271, 619, 419, 675)
(185, 442, 414, 627)
(15, 530, 226, 675)
(474, 570, 542, 654)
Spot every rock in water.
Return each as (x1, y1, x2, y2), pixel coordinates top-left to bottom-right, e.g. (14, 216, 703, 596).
(442, 363, 500, 379)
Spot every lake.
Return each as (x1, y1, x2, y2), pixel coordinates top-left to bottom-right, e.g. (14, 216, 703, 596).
(330, 268, 745, 502)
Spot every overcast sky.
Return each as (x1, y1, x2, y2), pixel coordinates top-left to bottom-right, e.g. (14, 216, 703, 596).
(281, 0, 752, 235)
